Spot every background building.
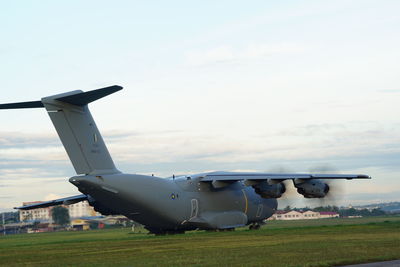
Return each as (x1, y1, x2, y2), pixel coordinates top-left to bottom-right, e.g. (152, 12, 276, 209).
(319, 211, 340, 219)
(270, 210, 339, 220)
(19, 201, 99, 222)
(19, 202, 52, 222)
(68, 201, 99, 218)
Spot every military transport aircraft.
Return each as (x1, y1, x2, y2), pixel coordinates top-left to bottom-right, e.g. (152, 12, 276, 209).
(0, 86, 370, 234)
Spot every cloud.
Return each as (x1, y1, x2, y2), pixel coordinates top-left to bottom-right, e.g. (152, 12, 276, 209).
(280, 191, 400, 208)
(1, 123, 399, 173)
(185, 46, 234, 65)
(185, 43, 305, 66)
(0, 168, 66, 180)
(0, 130, 140, 150)
(106, 122, 400, 168)
(0, 132, 59, 148)
(378, 89, 400, 94)
(1, 122, 399, 209)
(0, 173, 75, 211)
(44, 193, 62, 201)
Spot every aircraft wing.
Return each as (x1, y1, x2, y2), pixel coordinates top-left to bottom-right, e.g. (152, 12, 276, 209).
(200, 172, 370, 182)
(15, 194, 88, 210)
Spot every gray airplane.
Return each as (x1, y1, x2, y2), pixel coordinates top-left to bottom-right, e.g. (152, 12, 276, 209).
(0, 86, 370, 234)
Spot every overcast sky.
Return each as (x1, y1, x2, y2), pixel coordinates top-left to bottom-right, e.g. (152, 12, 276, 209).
(1, 1, 399, 211)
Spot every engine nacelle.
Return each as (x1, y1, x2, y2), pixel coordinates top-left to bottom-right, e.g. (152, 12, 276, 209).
(253, 181, 286, 198)
(294, 179, 329, 198)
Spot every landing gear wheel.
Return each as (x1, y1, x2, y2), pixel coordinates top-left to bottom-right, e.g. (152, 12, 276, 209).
(146, 227, 185, 235)
(249, 223, 261, 230)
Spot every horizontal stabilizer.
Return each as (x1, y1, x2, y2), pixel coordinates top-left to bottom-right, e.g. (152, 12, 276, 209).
(0, 100, 44, 109)
(55, 85, 122, 106)
(15, 194, 88, 210)
(0, 85, 122, 110)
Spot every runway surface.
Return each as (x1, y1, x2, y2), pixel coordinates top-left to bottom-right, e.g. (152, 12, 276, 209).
(341, 260, 400, 267)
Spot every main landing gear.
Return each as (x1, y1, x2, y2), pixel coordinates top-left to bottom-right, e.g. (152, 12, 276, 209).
(206, 228, 235, 232)
(146, 227, 186, 235)
(249, 223, 261, 230)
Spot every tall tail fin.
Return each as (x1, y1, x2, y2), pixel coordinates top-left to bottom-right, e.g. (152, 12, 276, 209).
(0, 85, 122, 175)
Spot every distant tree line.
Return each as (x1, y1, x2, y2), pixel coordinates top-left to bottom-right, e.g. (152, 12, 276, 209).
(339, 207, 385, 217)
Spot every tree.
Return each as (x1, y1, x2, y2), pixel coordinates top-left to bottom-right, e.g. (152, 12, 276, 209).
(370, 208, 386, 216)
(52, 206, 70, 226)
(284, 205, 291, 211)
(339, 208, 357, 217)
(313, 206, 339, 212)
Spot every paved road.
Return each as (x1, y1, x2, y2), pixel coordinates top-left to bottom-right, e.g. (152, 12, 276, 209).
(340, 260, 400, 267)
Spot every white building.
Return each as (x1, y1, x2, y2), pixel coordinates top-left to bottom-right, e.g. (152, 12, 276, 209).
(319, 211, 340, 218)
(302, 210, 320, 219)
(269, 210, 339, 220)
(68, 201, 99, 218)
(19, 201, 100, 222)
(19, 202, 52, 221)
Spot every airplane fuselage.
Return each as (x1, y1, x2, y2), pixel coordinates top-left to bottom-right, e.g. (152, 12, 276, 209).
(69, 173, 277, 233)
(2, 86, 369, 235)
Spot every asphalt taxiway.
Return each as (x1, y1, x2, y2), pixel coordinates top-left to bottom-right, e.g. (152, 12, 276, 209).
(341, 260, 400, 267)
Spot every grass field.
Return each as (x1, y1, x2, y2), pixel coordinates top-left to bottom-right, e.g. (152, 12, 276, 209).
(1, 216, 399, 267)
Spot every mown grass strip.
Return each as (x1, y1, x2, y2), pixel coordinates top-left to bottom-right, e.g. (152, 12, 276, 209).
(0, 217, 399, 267)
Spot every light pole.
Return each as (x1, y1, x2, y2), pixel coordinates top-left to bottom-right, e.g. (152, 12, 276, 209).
(2, 213, 5, 236)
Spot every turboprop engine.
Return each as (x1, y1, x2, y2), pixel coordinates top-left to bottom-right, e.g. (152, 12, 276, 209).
(251, 181, 286, 198)
(294, 179, 329, 198)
